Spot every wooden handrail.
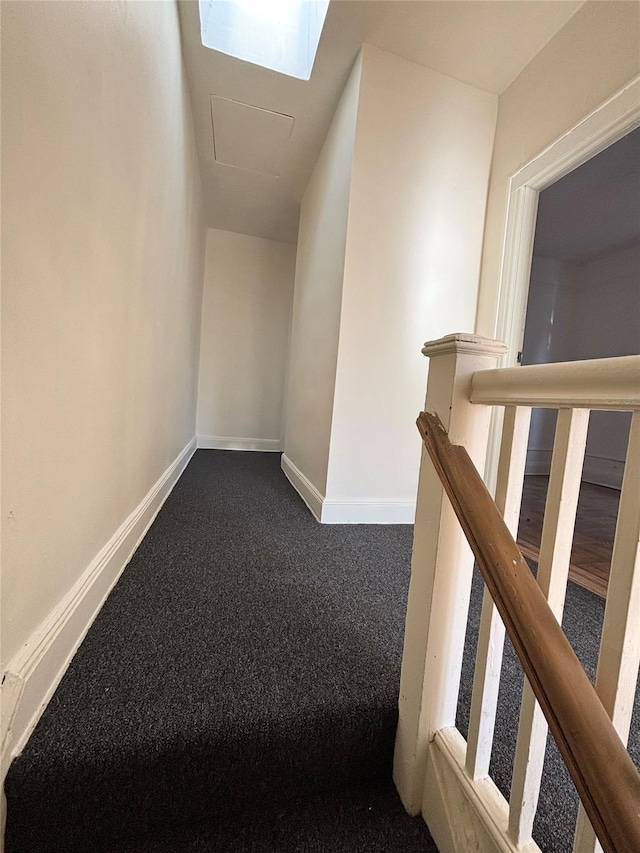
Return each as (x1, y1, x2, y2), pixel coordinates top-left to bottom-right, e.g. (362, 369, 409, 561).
(417, 410, 640, 853)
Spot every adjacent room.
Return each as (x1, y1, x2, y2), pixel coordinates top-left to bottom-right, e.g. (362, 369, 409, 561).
(518, 127, 640, 597)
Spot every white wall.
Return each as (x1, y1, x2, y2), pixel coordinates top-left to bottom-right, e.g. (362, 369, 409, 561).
(523, 243, 640, 485)
(521, 257, 576, 366)
(476, 0, 640, 339)
(324, 45, 497, 519)
(1, 0, 205, 758)
(283, 54, 363, 497)
(284, 45, 497, 522)
(566, 242, 640, 362)
(521, 257, 575, 469)
(196, 229, 296, 451)
(575, 244, 639, 483)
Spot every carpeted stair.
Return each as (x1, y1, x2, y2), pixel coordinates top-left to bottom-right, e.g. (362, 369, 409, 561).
(4, 451, 436, 852)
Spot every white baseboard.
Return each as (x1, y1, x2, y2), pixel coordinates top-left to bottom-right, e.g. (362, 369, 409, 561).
(420, 728, 537, 853)
(281, 454, 323, 521)
(281, 455, 415, 524)
(525, 449, 552, 476)
(582, 454, 624, 490)
(525, 449, 623, 490)
(321, 500, 416, 524)
(1, 437, 196, 780)
(197, 435, 282, 452)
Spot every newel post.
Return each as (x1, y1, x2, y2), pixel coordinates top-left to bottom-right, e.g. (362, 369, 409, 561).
(393, 333, 506, 813)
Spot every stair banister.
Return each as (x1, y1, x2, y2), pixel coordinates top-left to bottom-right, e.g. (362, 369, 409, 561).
(473, 352, 640, 853)
(393, 334, 506, 814)
(416, 409, 640, 853)
(395, 335, 640, 853)
(470, 354, 640, 409)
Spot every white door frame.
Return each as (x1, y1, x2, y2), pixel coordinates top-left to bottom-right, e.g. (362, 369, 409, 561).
(484, 75, 640, 489)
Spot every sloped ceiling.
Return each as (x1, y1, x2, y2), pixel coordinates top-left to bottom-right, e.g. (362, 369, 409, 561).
(177, 0, 583, 244)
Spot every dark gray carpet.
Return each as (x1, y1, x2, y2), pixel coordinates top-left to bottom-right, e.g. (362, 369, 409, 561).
(5, 450, 434, 852)
(6, 451, 638, 852)
(101, 783, 434, 853)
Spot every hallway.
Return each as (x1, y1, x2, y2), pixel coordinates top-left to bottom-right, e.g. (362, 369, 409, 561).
(3, 2, 640, 850)
(4, 451, 435, 852)
(5, 451, 639, 851)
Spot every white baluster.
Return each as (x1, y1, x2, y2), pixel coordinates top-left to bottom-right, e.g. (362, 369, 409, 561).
(573, 412, 640, 853)
(509, 407, 590, 846)
(466, 405, 531, 780)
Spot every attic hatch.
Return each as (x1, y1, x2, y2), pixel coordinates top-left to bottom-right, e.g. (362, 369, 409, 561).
(198, 0, 330, 81)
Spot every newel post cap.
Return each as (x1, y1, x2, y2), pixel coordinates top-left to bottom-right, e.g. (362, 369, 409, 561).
(421, 333, 507, 359)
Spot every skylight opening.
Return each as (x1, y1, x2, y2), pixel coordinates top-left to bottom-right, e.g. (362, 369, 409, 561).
(198, 0, 330, 81)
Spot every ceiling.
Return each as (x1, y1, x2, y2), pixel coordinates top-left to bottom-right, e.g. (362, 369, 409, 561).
(534, 126, 640, 265)
(177, 0, 583, 244)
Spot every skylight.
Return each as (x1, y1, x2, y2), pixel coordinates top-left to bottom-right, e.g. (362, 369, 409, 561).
(198, 0, 330, 81)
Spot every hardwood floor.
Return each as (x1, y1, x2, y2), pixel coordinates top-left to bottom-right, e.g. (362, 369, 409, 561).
(517, 475, 620, 598)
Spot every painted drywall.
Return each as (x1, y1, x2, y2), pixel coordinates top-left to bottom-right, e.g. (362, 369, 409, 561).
(565, 242, 640, 363)
(196, 229, 296, 449)
(574, 244, 639, 480)
(476, 0, 640, 339)
(324, 45, 498, 513)
(521, 257, 574, 464)
(523, 243, 640, 484)
(283, 54, 363, 495)
(178, 0, 580, 244)
(1, 0, 206, 669)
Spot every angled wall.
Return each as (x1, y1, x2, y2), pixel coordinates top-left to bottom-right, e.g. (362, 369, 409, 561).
(283, 54, 363, 509)
(324, 45, 497, 521)
(284, 45, 498, 522)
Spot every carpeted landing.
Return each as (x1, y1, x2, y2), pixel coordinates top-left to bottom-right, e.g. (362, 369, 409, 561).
(5, 451, 639, 852)
(5, 451, 435, 852)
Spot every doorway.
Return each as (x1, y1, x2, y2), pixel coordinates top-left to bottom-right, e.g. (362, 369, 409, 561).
(517, 127, 640, 596)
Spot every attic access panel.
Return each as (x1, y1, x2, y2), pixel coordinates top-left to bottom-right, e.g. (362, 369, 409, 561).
(199, 0, 330, 81)
(211, 96, 294, 176)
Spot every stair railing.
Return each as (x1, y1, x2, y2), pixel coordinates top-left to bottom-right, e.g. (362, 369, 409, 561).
(393, 334, 640, 853)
